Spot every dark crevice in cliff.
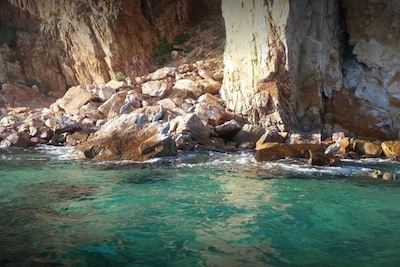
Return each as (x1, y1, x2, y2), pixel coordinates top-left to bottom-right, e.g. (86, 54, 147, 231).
(338, 0, 356, 62)
(140, 0, 155, 26)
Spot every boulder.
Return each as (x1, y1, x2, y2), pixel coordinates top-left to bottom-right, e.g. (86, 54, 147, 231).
(232, 124, 266, 145)
(198, 93, 223, 106)
(199, 79, 222, 95)
(98, 86, 116, 101)
(257, 130, 286, 144)
(173, 79, 203, 97)
(255, 142, 324, 162)
(147, 67, 176, 80)
(76, 113, 177, 161)
(104, 80, 126, 91)
(58, 85, 97, 114)
(98, 91, 126, 120)
(194, 102, 226, 126)
(214, 119, 241, 138)
(308, 150, 341, 167)
(175, 113, 211, 144)
(141, 80, 170, 97)
(174, 133, 198, 151)
(354, 140, 382, 157)
(3, 131, 33, 148)
(381, 141, 400, 158)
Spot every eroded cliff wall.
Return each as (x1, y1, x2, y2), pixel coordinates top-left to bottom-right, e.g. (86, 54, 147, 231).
(222, 0, 400, 140)
(0, 0, 220, 96)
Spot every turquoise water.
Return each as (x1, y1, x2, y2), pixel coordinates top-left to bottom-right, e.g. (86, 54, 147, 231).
(0, 147, 399, 266)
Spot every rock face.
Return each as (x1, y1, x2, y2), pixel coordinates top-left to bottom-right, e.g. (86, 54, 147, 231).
(0, 0, 221, 96)
(221, 0, 400, 139)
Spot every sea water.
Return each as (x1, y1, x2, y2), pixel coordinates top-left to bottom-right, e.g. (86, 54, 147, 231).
(0, 146, 399, 267)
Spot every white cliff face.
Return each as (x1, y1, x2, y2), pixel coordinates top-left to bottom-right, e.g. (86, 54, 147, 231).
(221, 0, 342, 133)
(221, 0, 400, 139)
(221, 0, 289, 115)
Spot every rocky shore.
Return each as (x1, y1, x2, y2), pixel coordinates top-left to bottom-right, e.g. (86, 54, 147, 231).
(1, 58, 400, 179)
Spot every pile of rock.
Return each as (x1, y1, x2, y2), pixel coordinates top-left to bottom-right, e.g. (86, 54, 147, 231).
(2, 59, 400, 167)
(0, 59, 264, 161)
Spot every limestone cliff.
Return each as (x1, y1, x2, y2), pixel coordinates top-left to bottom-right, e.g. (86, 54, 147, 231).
(222, 0, 400, 140)
(0, 0, 220, 96)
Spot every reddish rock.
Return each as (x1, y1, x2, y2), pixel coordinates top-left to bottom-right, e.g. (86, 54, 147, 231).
(255, 142, 324, 162)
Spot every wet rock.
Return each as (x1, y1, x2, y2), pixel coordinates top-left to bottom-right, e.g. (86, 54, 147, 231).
(4, 131, 33, 147)
(308, 150, 341, 167)
(354, 140, 382, 157)
(382, 172, 396, 181)
(255, 142, 324, 162)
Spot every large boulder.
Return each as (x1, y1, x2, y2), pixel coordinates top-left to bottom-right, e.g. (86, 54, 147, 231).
(76, 113, 177, 161)
(57, 85, 97, 114)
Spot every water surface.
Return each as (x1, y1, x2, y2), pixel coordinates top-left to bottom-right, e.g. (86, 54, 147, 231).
(0, 147, 399, 266)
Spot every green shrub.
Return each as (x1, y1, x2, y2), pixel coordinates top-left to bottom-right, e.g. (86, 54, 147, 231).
(0, 21, 18, 48)
(173, 32, 191, 45)
(114, 73, 126, 82)
(184, 45, 194, 53)
(155, 37, 172, 64)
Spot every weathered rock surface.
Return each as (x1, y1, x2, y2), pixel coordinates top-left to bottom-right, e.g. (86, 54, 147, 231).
(0, 0, 221, 95)
(76, 113, 177, 161)
(221, 0, 400, 140)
